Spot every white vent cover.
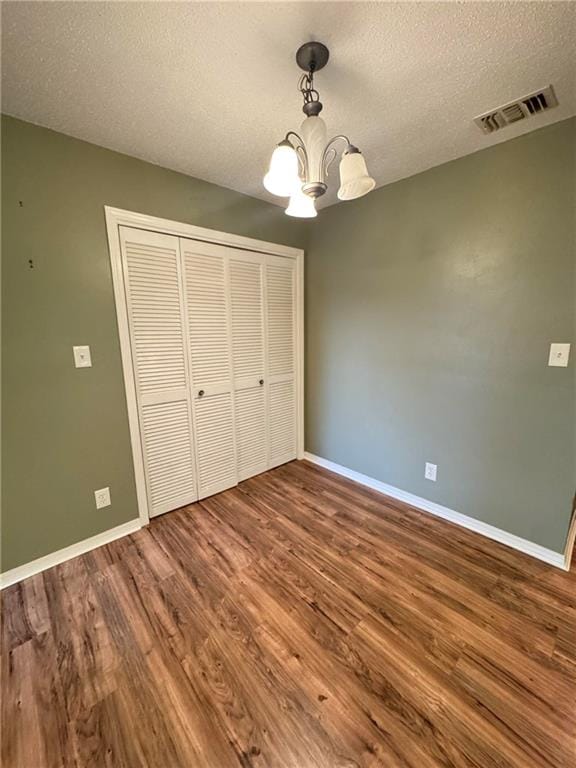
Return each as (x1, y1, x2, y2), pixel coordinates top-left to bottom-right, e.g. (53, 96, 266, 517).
(474, 86, 558, 134)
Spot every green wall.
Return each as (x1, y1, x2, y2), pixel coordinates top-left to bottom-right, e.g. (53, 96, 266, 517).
(306, 118, 576, 554)
(1, 115, 308, 571)
(3, 114, 575, 572)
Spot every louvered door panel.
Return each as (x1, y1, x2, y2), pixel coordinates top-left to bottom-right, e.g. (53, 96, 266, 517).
(124, 240, 186, 393)
(229, 255, 267, 480)
(181, 239, 238, 498)
(235, 387, 267, 479)
(120, 227, 197, 517)
(141, 400, 197, 514)
(269, 380, 296, 463)
(184, 251, 230, 389)
(267, 260, 295, 379)
(193, 392, 237, 493)
(265, 256, 297, 468)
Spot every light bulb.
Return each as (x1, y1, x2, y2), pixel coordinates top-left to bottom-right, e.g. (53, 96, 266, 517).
(285, 186, 317, 218)
(263, 141, 300, 197)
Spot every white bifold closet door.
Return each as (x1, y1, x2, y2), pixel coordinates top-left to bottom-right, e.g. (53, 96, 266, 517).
(228, 251, 268, 481)
(180, 239, 238, 499)
(120, 227, 198, 517)
(266, 255, 297, 468)
(119, 226, 298, 518)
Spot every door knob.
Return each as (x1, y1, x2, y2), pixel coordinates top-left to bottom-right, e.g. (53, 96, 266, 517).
(259, 379, 264, 386)
(198, 389, 205, 397)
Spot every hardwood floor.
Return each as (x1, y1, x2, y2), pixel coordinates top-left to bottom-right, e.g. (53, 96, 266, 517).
(2, 460, 575, 767)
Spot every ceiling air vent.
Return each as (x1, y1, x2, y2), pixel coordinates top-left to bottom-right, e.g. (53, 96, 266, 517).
(474, 85, 558, 135)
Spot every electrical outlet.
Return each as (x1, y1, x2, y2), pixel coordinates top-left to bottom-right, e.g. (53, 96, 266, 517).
(94, 487, 111, 509)
(425, 462, 437, 482)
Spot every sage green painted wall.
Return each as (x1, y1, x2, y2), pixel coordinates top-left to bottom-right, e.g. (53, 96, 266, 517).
(1, 115, 308, 572)
(3, 114, 575, 572)
(306, 118, 576, 554)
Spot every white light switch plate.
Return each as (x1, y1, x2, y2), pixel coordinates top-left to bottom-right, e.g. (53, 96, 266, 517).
(425, 462, 437, 482)
(73, 345, 92, 368)
(94, 487, 111, 509)
(548, 343, 570, 367)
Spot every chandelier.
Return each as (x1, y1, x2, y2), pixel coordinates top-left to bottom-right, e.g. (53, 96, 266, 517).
(263, 42, 375, 218)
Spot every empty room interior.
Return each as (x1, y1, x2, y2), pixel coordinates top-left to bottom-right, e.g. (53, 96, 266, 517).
(2, 2, 576, 766)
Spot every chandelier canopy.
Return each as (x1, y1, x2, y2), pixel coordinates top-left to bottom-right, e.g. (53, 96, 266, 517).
(264, 41, 375, 218)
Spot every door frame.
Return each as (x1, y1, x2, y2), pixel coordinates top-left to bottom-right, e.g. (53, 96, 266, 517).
(104, 206, 304, 526)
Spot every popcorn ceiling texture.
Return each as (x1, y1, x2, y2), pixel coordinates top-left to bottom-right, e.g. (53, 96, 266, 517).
(2, 1, 575, 209)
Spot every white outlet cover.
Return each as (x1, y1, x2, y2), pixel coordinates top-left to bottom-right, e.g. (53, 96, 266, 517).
(425, 462, 437, 482)
(73, 345, 92, 368)
(548, 343, 570, 367)
(94, 487, 111, 509)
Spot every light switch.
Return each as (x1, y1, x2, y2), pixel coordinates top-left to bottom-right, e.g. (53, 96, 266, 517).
(73, 345, 92, 368)
(548, 343, 570, 368)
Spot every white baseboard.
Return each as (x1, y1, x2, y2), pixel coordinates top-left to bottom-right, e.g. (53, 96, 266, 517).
(304, 452, 569, 571)
(0, 519, 142, 589)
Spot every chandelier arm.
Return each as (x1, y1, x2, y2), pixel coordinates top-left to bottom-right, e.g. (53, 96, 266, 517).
(294, 145, 308, 179)
(325, 135, 353, 150)
(320, 135, 353, 179)
(285, 130, 306, 149)
(285, 131, 309, 179)
(323, 147, 337, 178)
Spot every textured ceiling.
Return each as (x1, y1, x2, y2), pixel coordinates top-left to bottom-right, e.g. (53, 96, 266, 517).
(2, 2, 575, 209)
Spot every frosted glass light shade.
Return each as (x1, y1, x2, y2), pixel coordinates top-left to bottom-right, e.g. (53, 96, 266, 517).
(285, 186, 317, 218)
(337, 150, 376, 201)
(263, 142, 300, 197)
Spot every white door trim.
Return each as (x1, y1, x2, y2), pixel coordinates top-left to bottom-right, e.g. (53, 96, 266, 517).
(105, 206, 305, 526)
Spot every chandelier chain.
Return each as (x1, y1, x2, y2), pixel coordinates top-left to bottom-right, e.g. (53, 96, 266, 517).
(298, 71, 320, 107)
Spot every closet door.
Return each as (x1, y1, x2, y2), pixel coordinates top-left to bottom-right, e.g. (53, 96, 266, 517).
(181, 238, 238, 499)
(120, 227, 197, 517)
(265, 255, 298, 468)
(229, 252, 267, 480)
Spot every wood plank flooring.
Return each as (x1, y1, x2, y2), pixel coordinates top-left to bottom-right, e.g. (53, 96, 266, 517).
(2, 460, 575, 767)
